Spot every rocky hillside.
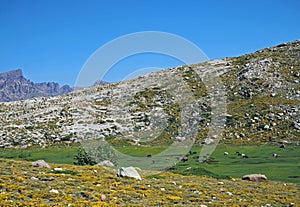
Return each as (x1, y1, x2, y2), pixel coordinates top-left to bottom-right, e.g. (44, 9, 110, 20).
(0, 40, 299, 148)
(0, 69, 73, 102)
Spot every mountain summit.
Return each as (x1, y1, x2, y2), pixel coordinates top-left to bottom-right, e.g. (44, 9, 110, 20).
(0, 69, 73, 102)
(0, 69, 23, 80)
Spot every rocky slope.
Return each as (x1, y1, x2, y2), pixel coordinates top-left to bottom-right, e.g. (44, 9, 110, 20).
(0, 69, 73, 102)
(0, 40, 299, 148)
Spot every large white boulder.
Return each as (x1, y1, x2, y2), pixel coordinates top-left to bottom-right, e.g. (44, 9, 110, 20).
(96, 160, 115, 167)
(117, 166, 142, 180)
(32, 160, 51, 169)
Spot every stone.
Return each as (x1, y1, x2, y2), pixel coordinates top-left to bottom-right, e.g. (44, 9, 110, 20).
(29, 176, 39, 181)
(117, 166, 142, 180)
(49, 189, 59, 194)
(293, 72, 300, 77)
(242, 174, 267, 182)
(292, 121, 300, 130)
(96, 160, 115, 167)
(226, 192, 233, 196)
(32, 160, 51, 169)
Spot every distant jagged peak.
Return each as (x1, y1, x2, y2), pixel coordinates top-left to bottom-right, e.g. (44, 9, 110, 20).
(93, 79, 109, 86)
(0, 68, 24, 80)
(0, 68, 73, 102)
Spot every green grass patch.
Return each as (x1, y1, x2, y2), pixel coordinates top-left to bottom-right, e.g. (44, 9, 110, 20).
(171, 144, 300, 183)
(0, 143, 299, 183)
(0, 144, 79, 164)
(113, 145, 168, 157)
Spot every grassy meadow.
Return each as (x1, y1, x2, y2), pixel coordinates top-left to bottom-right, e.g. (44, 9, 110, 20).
(1, 143, 299, 183)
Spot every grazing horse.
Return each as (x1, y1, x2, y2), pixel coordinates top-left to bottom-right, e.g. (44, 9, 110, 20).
(182, 156, 188, 162)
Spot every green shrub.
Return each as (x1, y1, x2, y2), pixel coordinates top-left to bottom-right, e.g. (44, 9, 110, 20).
(73, 147, 96, 166)
(74, 142, 119, 166)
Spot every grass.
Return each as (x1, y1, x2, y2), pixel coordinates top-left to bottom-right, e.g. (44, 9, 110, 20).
(1, 143, 299, 183)
(0, 144, 79, 164)
(114, 145, 167, 156)
(171, 144, 300, 183)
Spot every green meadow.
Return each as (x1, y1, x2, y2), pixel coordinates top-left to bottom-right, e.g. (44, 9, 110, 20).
(0, 143, 299, 183)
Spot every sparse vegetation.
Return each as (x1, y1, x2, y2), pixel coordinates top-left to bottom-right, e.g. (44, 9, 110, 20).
(0, 158, 298, 206)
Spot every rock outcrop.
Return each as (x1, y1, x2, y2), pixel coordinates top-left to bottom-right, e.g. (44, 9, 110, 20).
(117, 167, 142, 180)
(32, 160, 51, 169)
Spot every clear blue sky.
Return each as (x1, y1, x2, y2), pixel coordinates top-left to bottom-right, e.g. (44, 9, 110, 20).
(0, 0, 299, 86)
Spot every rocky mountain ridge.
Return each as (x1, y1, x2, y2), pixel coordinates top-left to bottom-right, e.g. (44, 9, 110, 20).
(0, 40, 299, 148)
(0, 69, 73, 102)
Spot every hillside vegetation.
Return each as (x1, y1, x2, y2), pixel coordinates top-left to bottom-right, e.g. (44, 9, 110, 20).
(0, 158, 298, 206)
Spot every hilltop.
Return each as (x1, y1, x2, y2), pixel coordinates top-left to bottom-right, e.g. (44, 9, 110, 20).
(0, 40, 299, 148)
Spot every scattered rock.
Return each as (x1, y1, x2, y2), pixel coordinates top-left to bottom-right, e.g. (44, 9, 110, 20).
(292, 121, 300, 130)
(32, 160, 51, 169)
(29, 176, 39, 181)
(226, 191, 233, 196)
(40, 177, 55, 181)
(96, 160, 115, 167)
(117, 166, 142, 180)
(242, 174, 267, 182)
(293, 72, 300, 77)
(49, 189, 59, 194)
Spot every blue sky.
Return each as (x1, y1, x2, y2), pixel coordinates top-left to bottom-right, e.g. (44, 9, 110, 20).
(0, 0, 299, 86)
